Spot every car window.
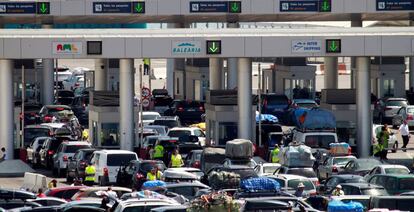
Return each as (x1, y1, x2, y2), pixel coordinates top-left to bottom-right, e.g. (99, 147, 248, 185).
(375, 168, 382, 174)
(263, 166, 279, 174)
(288, 179, 314, 191)
(385, 168, 409, 174)
(386, 100, 407, 107)
(64, 145, 90, 153)
(107, 154, 137, 166)
(326, 178, 339, 187)
(168, 186, 197, 198)
(407, 108, 414, 114)
(398, 178, 414, 190)
(385, 177, 398, 190)
(333, 158, 353, 166)
(168, 130, 191, 137)
(286, 169, 316, 178)
(194, 129, 205, 137)
(361, 188, 388, 196)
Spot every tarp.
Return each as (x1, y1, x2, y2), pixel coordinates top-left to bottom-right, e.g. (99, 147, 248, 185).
(240, 177, 280, 192)
(256, 112, 279, 123)
(293, 108, 336, 130)
(328, 200, 364, 212)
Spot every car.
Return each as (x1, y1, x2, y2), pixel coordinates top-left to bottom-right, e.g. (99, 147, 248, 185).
(63, 75, 84, 90)
(23, 125, 53, 148)
(138, 135, 169, 159)
(70, 95, 89, 126)
(144, 125, 169, 136)
(39, 105, 73, 123)
(165, 181, 210, 200)
(374, 97, 408, 124)
(369, 195, 414, 211)
(392, 106, 414, 128)
(267, 174, 316, 196)
(54, 90, 75, 105)
(318, 175, 366, 195)
(66, 148, 96, 183)
(39, 136, 72, 169)
(254, 163, 281, 176)
(372, 124, 399, 152)
(367, 174, 414, 195)
(364, 165, 410, 181)
(71, 186, 132, 201)
(28, 197, 67, 206)
(166, 167, 204, 180)
(184, 149, 203, 169)
(45, 186, 86, 201)
(292, 99, 318, 109)
(152, 116, 181, 129)
(0, 200, 41, 210)
(112, 198, 180, 212)
(90, 150, 138, 185)
(52, 141, 91, 177)
(55, 68, 73, 89)
(260, 94, 291, 124)
(339, 183, 389, 196)
(273, 166, 319, 186)
(223, 158, 257, 168)
(140, 111, 161, 126)
(19, 104, 42, 126)
(27, 136, 50, 167)
(167, 127, 206, 146)
(340, 158, 383, 176)
(293, 129, 338, 150)
(163, 100, 205, 125)
(317, 155, 357, 180)
(116, 160, 166, 189)
(152, 89, 173, 114)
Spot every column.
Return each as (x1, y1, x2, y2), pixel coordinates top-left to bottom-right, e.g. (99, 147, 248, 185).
(356, 57, 372, 158)
(166, 23, 185, 96)
(238, 58, 252, 140)
(227, 22, 239, 89)
(209, 58, 223, 90)
(350, 20, 362, 88)
(119, 59, 134, 151)
(324, 57, 338, 89)
(42, 58, 54, 105)
(0, 59, 14, 159)
(94, 59, 108, 91)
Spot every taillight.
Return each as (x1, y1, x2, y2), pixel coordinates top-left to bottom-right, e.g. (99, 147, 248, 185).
(177, 107, 184, 112)
(74, 83, 80, 87)
(63, 156, 68, 161)
(288, 99, 292, 105)
(135, 173, 144, 180)
(348, 147, 352, 155)
(199, 106, 204, 111)
(314, 180, 320, 186)
(48, 150, 54, 155)
(103, 167, 109, 176)
(192, 161, 201, 169)
(332, 166, 338, 173)
(408, 115, 413, 120)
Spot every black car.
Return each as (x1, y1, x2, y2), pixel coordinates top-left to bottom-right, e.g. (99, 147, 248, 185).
(116, 160, 166, 189)
(70, 95, 89, 126)
(318, 175, 366, 194)
(39, 136, 71, 169)
(340, 183, 389, 196)
(260, 94, 291, 124)
(340, 158, 383, 176)
(66, 148, 96, 183)
(164, 100, 205, 125)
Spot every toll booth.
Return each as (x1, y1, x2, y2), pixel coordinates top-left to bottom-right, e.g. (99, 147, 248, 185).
(205, 90, 256, 146)
(370, 57, 406, 98)
(262, 58, 316, 99)
(174, 59, 209, 101)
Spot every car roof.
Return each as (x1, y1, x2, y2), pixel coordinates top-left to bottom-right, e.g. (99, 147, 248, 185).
(77, 148, 96, 152)
(119, 198, 179, 206)
(262, 163, 281, 167)
(165, 181, 209, 188)
(44, 105, 72, 109)
(340, 183, 384, 189)
(167, 167, 201, 172)
(169, 127, 198, 131)
(222, 165, 253, 170)
(142, 111, 161, 115)
(374, 164, 409, 169)
(155, 116, 178, 120)
(94, 150, 136, 154)
(25, 125, 52, 129)
(33, 136, 52, 141)
(383, 97, 407, 101)
(293, 99, 317, 103)
(48, 186, 86, 192)
(331, 174, 363, 180)
(79, 186, 131, 192)
(331, 195, 371, 200)
(62, 141, 90, 146)
(370, 174, 414, 178)
(273, 174, 310, 180)
(41, 123, 66, 128)
(145, 125, 167, 129)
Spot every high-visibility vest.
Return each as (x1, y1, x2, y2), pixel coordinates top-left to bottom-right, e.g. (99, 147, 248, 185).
(85, 165, 96, 182)
(171, 154, 183, 168)
(143, 58, 150, 65)
(272, 148, 280, 163)
(147, 171, 161, 181)
(154, 145, 164, 158)
(373, 143, 384, 155)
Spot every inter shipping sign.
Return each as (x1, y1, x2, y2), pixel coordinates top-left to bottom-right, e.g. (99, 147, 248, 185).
(291, 40, 321, 53)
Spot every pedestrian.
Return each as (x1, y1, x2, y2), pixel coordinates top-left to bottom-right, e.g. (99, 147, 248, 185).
(146, 167, 162, 181)
(106, 186, 118, 198)
(153, 141, 164, 161)
(294, 183, 306, 198)
(82, 127, 89, 141)
(399, 120, 410, 152)
(373, 139, 385, 160)
(169, 148, 184, 168)
(331, 185, 344, 196)
(84, 162, 96, 186)
(37, 188, 46, 198)
(377, 126, 390, 159)
(147, 145, 155, 160)
(143, 58, 150, 75)
(0, 147, 6, 162)
(271, 144, 280, 163)
(48, 179, 57, 188)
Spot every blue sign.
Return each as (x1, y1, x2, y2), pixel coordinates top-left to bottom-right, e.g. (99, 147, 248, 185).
(376, 0, 414, 11)
(93, 2, 132, 13)
(0, 2, 37, 14)
(190, 1, 228, 13)
(280, 0, 318, 12)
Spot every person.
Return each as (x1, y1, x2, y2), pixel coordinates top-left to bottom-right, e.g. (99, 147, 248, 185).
(148, 145, 155, 160)
(37, 188, 46, 198)
(82, 127, 89, 141)
(376, 126, 390, 159)
(373, 139, 385, 160)
(84, 162, 96, 186)
(106, 186, 118, 198)
(294, 183, 306, 198)
(143, 58, 150, 75)
(271, 144, 280, 163)
(0, 147, 6, 162)
(48, 179, 57, 188)
(399, 120, 410, 152)
(169, 148, 184, 168)
(153, 141, 164, 161)
(332, 185, 344, 196)
(147, 167, 162, 181)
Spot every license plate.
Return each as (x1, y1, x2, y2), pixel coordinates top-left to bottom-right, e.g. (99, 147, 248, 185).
(187, 109, 195, 111)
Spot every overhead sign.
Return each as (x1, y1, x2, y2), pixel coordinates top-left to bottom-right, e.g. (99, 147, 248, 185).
(326, 39, 341, 53)
(280, 0, 331, 12)
(376, 0, 414, 11)
(53, 42, 83, 55)
(206, 40, 221, 55)
(0, 2, 37, 14)
(37, 2, 50, 15)
(190, 1, 241, 13)
(93, 2, 145, 13)
(292, 40, 321, 53)
(172, 41, 202, 55)
(132, 2, 145, 14)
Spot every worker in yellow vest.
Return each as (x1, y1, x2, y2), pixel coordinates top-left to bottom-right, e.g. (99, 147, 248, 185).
(146, 167, 162, 181)
(153, 141, 164, 161)
(84, 162, 96, 186)
(271, 144, 280, 163)
(169, 148, 184, 168)
(143, 58, 150, 75)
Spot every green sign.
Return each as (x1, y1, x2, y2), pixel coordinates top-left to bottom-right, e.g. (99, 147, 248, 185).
(37, 2, 50, 14)
(206, 40, 221, 55)
(326, 39, 341, 53)
(132, 2, 145, 14)
(228, 1, 241, 13)
(319, 0, 331, 12)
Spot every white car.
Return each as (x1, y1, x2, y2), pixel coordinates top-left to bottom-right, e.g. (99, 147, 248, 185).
(140, 111, 161, 126)
(254, 163, 281, 176)
(317, 155, 357, 180)
(52, 141, 91, 177)
(167, 127, 206, 146)
(372, 124, 398, 152)
(113, 198, 180, 212)
(267, 174, 317, 196)
(90, 150, 138, 185)
(364, 165, 411, 181)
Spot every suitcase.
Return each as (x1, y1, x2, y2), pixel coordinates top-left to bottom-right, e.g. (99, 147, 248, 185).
(330, 143, 351, 156)
(225, 139, 253, 159)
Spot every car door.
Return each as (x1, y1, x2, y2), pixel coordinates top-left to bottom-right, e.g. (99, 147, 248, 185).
(319, 158, 329, 178)
(39, 139, 49, 164)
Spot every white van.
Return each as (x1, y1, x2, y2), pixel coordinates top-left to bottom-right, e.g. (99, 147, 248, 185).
(90, 150, 138, 185)
(293, 129, 338, 149)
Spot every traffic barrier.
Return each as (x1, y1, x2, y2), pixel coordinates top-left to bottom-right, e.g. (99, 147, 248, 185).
(20, 172, 47, 193)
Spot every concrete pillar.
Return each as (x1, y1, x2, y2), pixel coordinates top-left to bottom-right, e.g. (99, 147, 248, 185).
(356, 57, 372, 158)
(350, 20, 363, 88)
(119, 59, 134, 151)
(0, 59, 14, 159)
(94, 59, 108, 91)
(166, 23, 185, 96)
(209, 58, 223, 90)
(324, 57, 338, 89)
(238, 58, 252, 140)
(227, 22, 239, 89)
(42, 59, 54, 105)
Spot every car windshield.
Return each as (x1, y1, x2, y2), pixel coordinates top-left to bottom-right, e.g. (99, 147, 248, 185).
(168, 130, 191, 137)
(358, 160, 382, 170)
(123, 205, 171, 212)
(107, 154, 137, 166)
(65, 145, 90, 153)
(288, 179, 314, 191)
(264, 166, 279, 174)
(194, 152, 201, 161)
(333, 158, 354, 166)
(266, 96, 288, 105)
(361, 188, 388, 196)
(153, 120, 179, 128)
(143, 114, 159, 120)
(140, 162, 166, 173)
(386, 100, 407, 107)
(24, 128, 50, 144)
(398, 178, 414, 190)
(297, 103, 317, 109)
(304, 135, 336, 149)
(385, 168, 409, 174)
(286, 169, 317, 178)
(57, 73, 72, 81)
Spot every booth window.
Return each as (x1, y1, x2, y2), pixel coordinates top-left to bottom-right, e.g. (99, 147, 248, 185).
(101, 123, 119, 146)
(218, 122, 238, 146)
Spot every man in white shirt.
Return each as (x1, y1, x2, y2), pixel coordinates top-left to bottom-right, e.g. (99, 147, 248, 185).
(399, 121, 410, 152)
(0, 147, 6, 162)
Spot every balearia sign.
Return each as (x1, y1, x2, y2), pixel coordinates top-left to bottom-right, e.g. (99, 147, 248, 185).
(53, 42, 83, 55)
(172, 41, 201, 54)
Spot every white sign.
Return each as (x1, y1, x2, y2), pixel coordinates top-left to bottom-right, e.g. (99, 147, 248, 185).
(291, 40, 321, 53)
(172, 41, 202, 55)
(53, 42, 83, 55)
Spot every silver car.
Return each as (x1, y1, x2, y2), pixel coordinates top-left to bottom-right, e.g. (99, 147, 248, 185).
(374, 98, 408, 124)
(392, 106, 414, 128)
(317, 155, 356, 180)
(27, 136, 50, 167)
(52, 141, 91, 177)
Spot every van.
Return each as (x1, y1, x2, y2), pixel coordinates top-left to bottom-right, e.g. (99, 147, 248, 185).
(293, 130, 338, 149)
(90, 150, 138, 185)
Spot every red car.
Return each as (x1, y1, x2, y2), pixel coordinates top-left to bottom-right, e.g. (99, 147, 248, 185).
(45, 186, 86, 201)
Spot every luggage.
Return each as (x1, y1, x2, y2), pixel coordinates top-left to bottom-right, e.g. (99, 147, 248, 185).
(330, 142, 351, 155)
(240, 177, 280, 192)
(328, 200, 364, 212)
(225, 139, 253, 159)
(293, 108, 336, 130)
(142, 180, 166, 189)
(208, 171, 241, 190)
(201, 147, 226, 173)
(279, 144, 315, 167)
(256, 113, 279, 123)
